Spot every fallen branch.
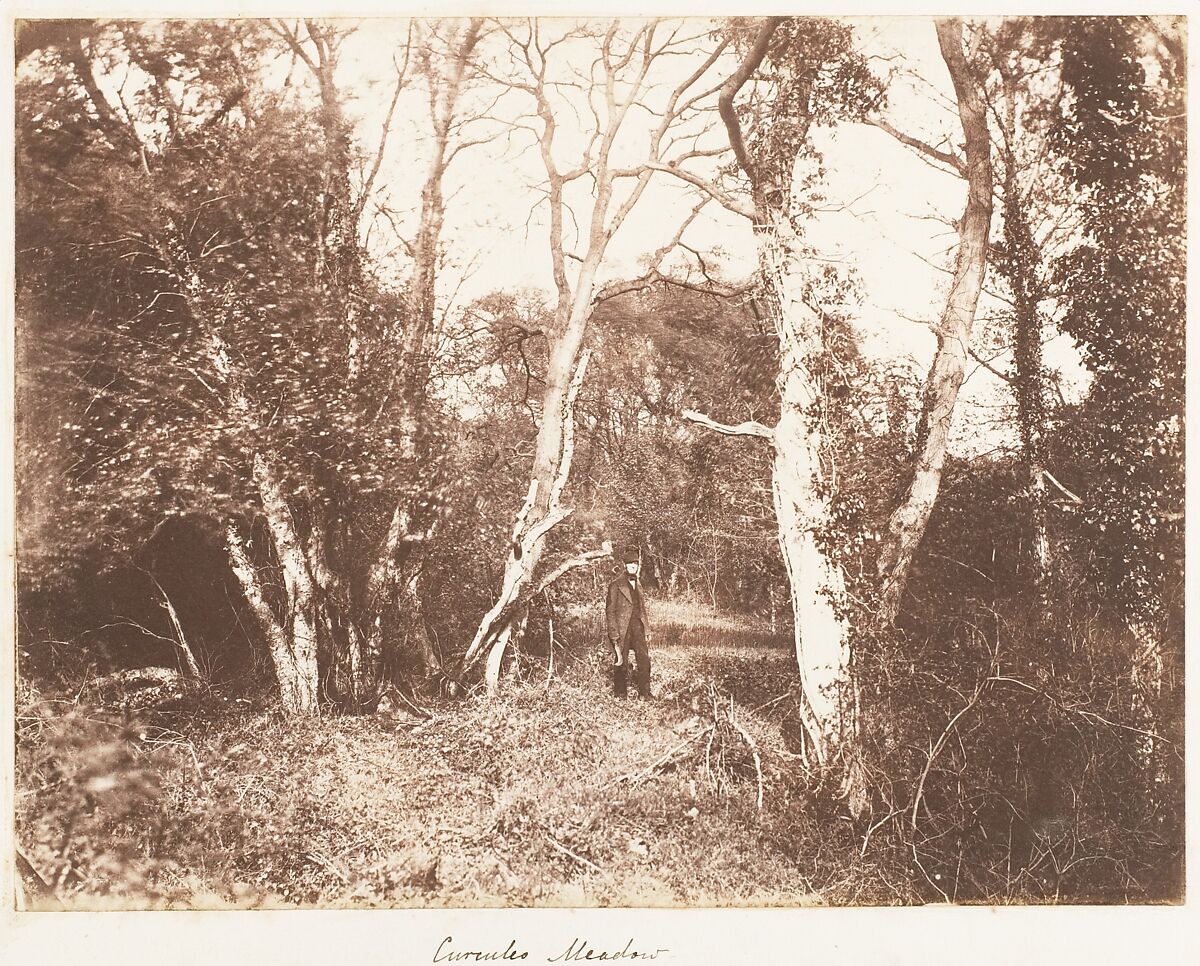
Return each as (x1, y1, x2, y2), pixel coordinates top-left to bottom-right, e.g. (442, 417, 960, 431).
(617, 725, 715, 785)
(150, 574, 203, 680)
(15, 843, 58, 899)
(385, 686, 432, 720)
(545, 834, 601, 874)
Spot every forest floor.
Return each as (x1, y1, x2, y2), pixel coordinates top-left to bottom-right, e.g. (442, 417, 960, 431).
(17, 600, 876, 909)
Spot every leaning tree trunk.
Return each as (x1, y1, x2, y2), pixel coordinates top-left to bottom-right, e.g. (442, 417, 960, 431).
(460, 348, 593, 691)
(876, 18, 993, 627)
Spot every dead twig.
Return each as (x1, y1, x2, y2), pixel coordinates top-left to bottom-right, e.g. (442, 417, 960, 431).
(860, 808, 903, 856)
(617, 726, 714, 784)
(911, 677, 989, 830)
(727, 712, 764, 811)
(545, 834, 601, 874)
(306, 848, 350, 883)
(141, 727, 208, 791)
(749, 691, 791, 715)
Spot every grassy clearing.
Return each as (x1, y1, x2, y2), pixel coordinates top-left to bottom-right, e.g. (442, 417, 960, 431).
(18, 599, 861, 909)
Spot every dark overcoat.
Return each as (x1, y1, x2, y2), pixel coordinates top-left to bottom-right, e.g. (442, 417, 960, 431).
(605, 574, 649, 644)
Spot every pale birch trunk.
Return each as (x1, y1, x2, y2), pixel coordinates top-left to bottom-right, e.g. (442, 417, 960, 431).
(251, 454, 322, 713)
(199, 297, 327, 714)
(876, 19, 994, 627)
(663, 16, 867, 811)
(1027, 466, 1050, 594)
(461, 22, 713, 691)
(226, 520, 320, 715)
(462, 349, 592, 691)
(764, 217, 864, 813)
(681, 211, 865, 811)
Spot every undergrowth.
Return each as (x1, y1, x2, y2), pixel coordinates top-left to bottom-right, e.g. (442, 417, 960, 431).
(15, 596, 1180, 908)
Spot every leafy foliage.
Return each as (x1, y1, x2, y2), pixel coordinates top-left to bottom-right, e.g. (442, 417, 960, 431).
(730, 17, 886, 201)
(1050, 17, 1185, 626)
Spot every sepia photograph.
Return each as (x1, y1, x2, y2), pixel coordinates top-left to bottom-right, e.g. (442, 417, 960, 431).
(5, 2, 1189, 936)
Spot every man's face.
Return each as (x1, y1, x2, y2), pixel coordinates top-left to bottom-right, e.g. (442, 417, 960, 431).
(625, 561, 640, 577)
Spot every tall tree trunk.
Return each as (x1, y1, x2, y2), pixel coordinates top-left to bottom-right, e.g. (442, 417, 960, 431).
(876, 18, 994, 627)
(764, 215, 864, 813)
(361, 21, 481, 687)
(464, 21, 718, 689)
(280, 21, 475, 692)
(402, 19, 483, 380)
(674, 15, 865, 810)
(995, 56, 1051, 607)
(682, 210, 865, 811)
(1007, 181, 1050, 603)
(196, 284, 328, 714)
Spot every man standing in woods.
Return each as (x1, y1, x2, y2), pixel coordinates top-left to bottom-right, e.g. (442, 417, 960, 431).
(606, 548, 653, 698)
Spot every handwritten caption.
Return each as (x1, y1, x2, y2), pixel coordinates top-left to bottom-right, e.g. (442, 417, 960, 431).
(433, 937, 670, 963)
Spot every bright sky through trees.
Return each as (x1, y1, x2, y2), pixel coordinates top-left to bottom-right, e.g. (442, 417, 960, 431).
(39, 10, 1090, 456)
(327, 14, 1088, 457)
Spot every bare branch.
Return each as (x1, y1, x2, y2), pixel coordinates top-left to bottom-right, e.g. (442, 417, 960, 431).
(682, 409, 775, 443)
(644, 162, 755, 219)
(529, 542, 613, 602)
(867, 118, 966, 176)
(1042, 469, 1082, 504)
(718, 17, 782, 189)
(355, 36, 412, 221)
(592, 194, 711, 302)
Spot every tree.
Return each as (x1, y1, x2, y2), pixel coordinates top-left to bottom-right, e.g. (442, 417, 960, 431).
(657, 17, 883, 810)
(872, 19, 995, 627)
(16, 20, 454, 713)
(458, 20, 730, 691)
(1051, 16, 1185, 684)
(972, 23, 1067, 609)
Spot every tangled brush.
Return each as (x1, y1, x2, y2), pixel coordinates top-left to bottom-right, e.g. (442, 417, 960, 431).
(695, 684, 764, 808)
(618, 683, 764, 811)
